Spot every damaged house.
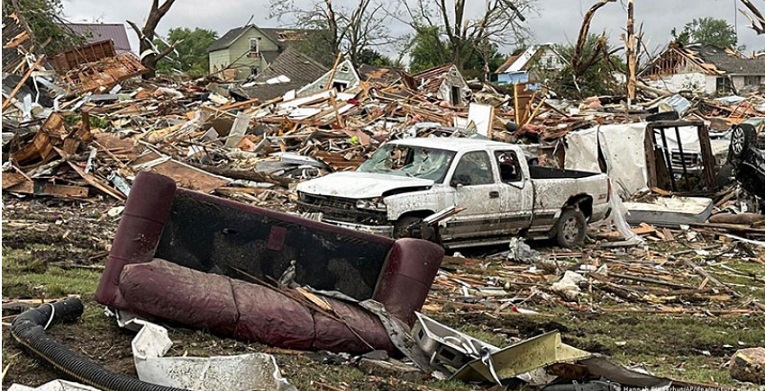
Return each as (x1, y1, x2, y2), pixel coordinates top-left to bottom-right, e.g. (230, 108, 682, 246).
(63, 23, 133, 54)
(642, 43, 765, 95)
(298, 57, 361, 94)
(242, 46, 328, 101)
(207, 24, 313, 81)
(494, 44, 565, 86)
(412, 63, 470, 106)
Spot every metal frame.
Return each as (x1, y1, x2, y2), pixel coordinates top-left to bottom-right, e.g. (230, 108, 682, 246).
(645, 120, 718, 193)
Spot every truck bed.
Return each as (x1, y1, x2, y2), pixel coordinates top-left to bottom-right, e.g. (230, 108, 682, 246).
(529, 165, 601, 179)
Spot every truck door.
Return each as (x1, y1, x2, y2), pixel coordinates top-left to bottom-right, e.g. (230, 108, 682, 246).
(442, 151, 503, 238)
(494, 150, 533, 232)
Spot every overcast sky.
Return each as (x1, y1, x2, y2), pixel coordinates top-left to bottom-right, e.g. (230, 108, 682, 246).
(61, 0, 764, 59)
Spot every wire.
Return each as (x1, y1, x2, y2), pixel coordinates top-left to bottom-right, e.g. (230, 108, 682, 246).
(43, 303, 56, 330)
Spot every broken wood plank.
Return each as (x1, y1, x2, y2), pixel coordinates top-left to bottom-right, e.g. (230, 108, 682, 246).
(1, 56, 45, 111)
(2, 172, 26, 190)
(5, 180, 89, 198)
(63, 158, 125, 201)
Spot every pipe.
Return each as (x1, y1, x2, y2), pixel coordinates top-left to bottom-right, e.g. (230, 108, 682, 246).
(10, 298, 191, 391)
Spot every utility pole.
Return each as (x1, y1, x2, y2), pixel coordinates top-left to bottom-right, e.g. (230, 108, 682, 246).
(626, 0, 637, 105)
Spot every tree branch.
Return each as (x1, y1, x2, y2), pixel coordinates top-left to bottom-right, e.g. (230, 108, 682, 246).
(739, 0, 765, 34)
(572, 0, 616, 74)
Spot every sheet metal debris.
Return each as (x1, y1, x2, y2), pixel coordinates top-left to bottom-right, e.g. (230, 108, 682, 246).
(129, 319, 297, 391)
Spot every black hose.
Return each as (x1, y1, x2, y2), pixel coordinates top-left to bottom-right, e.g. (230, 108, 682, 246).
(11, 298, 192, 391)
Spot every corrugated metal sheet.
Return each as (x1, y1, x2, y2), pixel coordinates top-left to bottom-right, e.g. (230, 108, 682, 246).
(65, 23, 132, 53)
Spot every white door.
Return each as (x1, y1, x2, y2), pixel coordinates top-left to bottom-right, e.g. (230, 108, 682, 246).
(442, 151, 503, 239)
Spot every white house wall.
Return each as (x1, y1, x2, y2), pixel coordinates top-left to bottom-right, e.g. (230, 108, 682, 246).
(704, 75, 718, 95)
(648, 72, 709, 94)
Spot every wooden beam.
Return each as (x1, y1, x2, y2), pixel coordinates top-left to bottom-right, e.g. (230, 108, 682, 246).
(2, 56, 45, 111)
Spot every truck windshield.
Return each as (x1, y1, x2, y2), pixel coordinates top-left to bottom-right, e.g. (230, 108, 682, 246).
(357, 144, 456, 182)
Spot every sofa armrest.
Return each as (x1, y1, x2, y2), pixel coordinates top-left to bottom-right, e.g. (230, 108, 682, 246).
(373, 238, 444, 325)
(95, 172, 176, 308)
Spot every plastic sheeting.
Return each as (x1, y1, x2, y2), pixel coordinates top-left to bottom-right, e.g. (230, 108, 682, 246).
(564, 123, 649, 195)
(564, 122, 715, 196)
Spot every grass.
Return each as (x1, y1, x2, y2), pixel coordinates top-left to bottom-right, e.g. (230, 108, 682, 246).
(2, 247, 101, 299)
(2, 210, 764, 390)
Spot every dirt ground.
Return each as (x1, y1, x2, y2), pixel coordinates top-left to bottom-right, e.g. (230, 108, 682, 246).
(2, 196, 764, 390)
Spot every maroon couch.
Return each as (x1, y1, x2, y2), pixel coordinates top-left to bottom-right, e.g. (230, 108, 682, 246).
(96, 172, 444, 354)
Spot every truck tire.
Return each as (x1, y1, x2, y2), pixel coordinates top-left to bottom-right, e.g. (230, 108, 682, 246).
(729, 124, 756, 161)
(393, 216, 438, 242)
(555, 208, 586, 248)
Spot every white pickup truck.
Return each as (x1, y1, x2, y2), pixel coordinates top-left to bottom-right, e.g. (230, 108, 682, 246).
(296, 138, 611, 248)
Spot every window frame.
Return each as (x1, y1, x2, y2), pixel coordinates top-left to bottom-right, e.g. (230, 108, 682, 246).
(449, 151, 495, 187)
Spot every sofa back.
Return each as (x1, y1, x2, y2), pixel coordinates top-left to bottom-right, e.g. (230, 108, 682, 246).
(96, 172, 444, 325)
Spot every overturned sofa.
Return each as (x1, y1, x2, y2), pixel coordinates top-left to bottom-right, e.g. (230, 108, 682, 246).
(95, 172, 444, 354)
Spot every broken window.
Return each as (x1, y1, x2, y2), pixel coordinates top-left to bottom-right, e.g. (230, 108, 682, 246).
(451, 151, 493, 186)
(495, 150, 523, 182)
(744, 76, 762, 86)
(249, 38, 259, 58)
(332, 81, 348, 92)
(716, 77, 733, 94)
(357, 144, 455, 182)
(251, 67, 259, 76)
(450, 86, 461, 105)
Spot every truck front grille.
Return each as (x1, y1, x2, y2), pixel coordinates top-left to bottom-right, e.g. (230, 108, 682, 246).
(302, 194, 357, 210)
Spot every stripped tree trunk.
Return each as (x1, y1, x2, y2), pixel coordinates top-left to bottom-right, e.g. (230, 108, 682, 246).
(126, 0, 176, 79)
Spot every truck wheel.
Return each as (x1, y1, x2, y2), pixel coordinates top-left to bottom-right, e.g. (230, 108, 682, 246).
(555, 208, 586, 248)
(393, 216, 438, 242)
(729, 124, 756, 161)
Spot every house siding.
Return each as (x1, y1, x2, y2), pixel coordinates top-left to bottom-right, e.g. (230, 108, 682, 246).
(298, 59, 360, 94)
(731, 75, 765, 90)
(208, 49, 230, 75)
(228, 28, 280, 80)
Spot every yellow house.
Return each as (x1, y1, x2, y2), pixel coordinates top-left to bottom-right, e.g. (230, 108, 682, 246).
(207, 25, 310, 81)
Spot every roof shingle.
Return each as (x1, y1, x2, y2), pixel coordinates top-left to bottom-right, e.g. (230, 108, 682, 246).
(65, 23, 131, 53)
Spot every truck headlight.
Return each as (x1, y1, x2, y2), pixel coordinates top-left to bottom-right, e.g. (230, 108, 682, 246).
(356, 198, 386, 211)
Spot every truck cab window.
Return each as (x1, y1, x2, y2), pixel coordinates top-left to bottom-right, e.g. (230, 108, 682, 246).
(451, 151, 493, 186)
(495, 151, 522, 182)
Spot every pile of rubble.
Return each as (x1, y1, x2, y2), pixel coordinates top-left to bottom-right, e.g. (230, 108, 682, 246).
(3, 12, 765, 391)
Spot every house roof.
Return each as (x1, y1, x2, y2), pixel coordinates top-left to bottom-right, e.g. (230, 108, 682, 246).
(358, 64, 404, 84)
(244, 46, 328, 101)
(242, 81, 309, 101)
(496, 44, 556, 74)
(646, 43, 765, 76)
(496, 53, 521, 74)
(208, 25, 250, 52)
(255, 46, 327, 84)
(65, 23, 131, 53)
(261, 50, 281, 65)
(207, 25, 315, 53)
(259, 28, 314, 45)
(686, 45, 765, 75)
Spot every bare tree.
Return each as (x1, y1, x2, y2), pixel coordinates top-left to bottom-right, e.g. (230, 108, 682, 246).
(399, 0, 535, 72)
(269, 0, 398, 66)
(126, 0, 176, 79)
(739, 0, 765, 35)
